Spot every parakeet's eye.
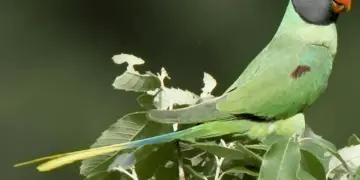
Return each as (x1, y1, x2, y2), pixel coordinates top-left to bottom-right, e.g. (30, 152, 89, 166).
(332, 0, 351, 13)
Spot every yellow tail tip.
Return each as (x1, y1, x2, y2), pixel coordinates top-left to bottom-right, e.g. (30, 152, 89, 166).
(13, 143, 128, 171)
(14, 145, 125, 172)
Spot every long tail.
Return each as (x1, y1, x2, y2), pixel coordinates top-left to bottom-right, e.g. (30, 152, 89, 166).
(14, 130, 186, 172)
(14, 119, 246, 172)
(147, 96, 233, 124)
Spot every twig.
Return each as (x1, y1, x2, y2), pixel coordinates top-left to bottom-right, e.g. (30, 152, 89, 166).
(214, 139, 228, 180)
(130, 167, 139, 180)
(214, 156, 225, 180)
(113, 166, 139, 180)
(173, 123, 186, 180)
(176, 141, 186, 180)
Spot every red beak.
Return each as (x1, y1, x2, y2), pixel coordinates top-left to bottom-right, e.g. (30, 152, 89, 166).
(333, 0, 352, 13)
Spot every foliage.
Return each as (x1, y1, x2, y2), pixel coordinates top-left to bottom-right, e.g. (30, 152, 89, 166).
(79, 54, 360, 180)
(17, 54, 360, 180)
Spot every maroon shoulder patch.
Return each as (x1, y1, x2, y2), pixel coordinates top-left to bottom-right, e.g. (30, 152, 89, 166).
(291, 65, 311, 79)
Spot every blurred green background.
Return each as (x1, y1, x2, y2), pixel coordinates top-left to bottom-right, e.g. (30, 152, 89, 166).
(1, 0, 359, 179)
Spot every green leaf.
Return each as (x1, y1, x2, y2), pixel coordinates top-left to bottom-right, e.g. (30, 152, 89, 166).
(182, 146, 217, 179)
(302, 137, 353, 177)
(80, 112, 172, 178)
(154, 163, 179, 180)
(152, 87, 199, 110)
(244, 144, 269, 151)
(84, 171, 135, 180)
(261, 134, 288, 147)
(224, 166, 259, 177)
(234, 143, 263, 166)
(192, 142, 262, 166)
(328, 144, 360, 179)
(112, 53, 144, 68)
(258, 137, 301, 180)
(183, 150, 207, 167)
(355, 167, 360, 180)
(302, 125, 323, 140)
(300, 149, 326, 180)
(184, 165, 208, 180)
(112, 71, 160, 92)
(111, 53, 161, 92)
(108, 144, 160, 170)
(136, 94, 155, 109)
(200, 72, 217, 98)
(135, 142, 177, 180)
(300, 137, 335, 172)
(348, 134, 360, 146)
(297, 167, 317, 180)
(84, 172, 105, 180)
(108, 144, 178, 180)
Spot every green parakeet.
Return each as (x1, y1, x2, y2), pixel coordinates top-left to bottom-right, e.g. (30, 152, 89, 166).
(148, 0, 351, 124)
(14, 0, 351, 172)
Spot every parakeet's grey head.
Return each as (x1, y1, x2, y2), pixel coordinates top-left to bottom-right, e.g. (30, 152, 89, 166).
(292, 0, 351, 25)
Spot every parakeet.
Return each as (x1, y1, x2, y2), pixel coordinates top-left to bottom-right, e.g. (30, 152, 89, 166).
(148, 0, 351, 124)
(14, 0, 351, 172)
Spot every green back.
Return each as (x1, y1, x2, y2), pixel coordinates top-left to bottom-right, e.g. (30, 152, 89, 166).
(216, 1, 338, 119)
(147, 0, 339, 124)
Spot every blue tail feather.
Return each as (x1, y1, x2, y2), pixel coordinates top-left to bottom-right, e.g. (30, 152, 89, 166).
(122, 130, 186, 149)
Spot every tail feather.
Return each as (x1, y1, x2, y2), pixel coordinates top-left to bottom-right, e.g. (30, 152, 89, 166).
(14, 120, 246, 172)
(36, 146, 124, 171)
(13, 143, 127, 168)
(147, 97, 232, 124)
(14, 130, 186, 172)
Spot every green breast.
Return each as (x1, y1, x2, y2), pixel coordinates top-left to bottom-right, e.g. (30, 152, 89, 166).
(216, 40, 335, 120)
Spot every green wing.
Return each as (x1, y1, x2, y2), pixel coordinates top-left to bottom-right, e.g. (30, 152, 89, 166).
(216, 41, 333, 120)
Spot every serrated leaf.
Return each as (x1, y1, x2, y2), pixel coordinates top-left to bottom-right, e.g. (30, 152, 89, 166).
(191, 143, 244, 160)
(184, 165, 208, 180)
(109, 142, 177, 180)
(181, 145, 217, 178)
(184, 151, 207, 167)
(191, 154, 217, 179)
(258, 137, 301, 180)
(300, 149, 326, 180)
(300, 137, 352, 179)
(112, 54, 145, 73)
(200, 72, 217, 98)
(135, 142, 177, 180)
(244, 144, 269, 151)
(328, 144, 360, 179)
(355, 167, 360, 180)
(136, 94, 155, 109)
(112, 71, 161, 92)
(153, 87, 199, 110)
(348, 134, 360, 146)
(192, 142, 262, 166)
(80, 112, 172, 177)
(224, 166, 259, 177)
(299, 138, 332, 173)
(297, 167, 317, 180)
(234, 143, 263, 166)
(302, 125, 323, 140)
(84, 171, 122, 180)
(108, 144, 160, 170)
(154, 162, 179, 180)
(261, 134, 288, 147)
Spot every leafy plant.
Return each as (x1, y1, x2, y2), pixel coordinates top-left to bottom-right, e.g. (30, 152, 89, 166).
(16, 54, 360, 180)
